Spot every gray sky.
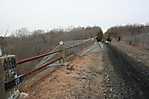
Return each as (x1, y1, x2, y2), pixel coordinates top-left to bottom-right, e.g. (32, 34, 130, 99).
(0, 0, 149, 34)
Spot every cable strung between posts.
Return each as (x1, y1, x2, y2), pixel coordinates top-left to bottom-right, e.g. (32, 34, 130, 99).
(16, 50, 63, 65)
(22, 56, 63, 78)
(16, 39, 91, 65)
(5, 56, 63, 90)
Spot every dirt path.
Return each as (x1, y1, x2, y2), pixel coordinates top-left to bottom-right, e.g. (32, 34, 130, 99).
(23, 43, 105, 99)
(20, 41, 149, 99)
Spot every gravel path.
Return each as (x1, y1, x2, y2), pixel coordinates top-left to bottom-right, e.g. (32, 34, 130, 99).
(103, 43, 149, 99)
(23, 43, 105, 99)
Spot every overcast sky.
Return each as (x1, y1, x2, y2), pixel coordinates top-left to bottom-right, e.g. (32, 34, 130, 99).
(0, 0, 149, 34)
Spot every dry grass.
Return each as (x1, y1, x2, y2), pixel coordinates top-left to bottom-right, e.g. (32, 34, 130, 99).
(23, 52, 104, 99)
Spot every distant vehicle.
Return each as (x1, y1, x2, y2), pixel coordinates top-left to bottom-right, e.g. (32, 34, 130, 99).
(105, 36, 112, 44)
(96, 32, 103, 42)
(107, 37, 112, 42)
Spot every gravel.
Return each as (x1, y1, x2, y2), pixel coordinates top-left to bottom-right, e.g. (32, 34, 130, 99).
(102, 44, 147, 99)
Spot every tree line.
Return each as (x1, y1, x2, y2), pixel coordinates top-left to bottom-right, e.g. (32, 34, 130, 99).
(105, 24, 149, 49)
(0, 26, 102, 73)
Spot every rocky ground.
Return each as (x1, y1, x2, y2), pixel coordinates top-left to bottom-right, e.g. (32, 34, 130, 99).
(21, 43, 105, 99)
(102, 41, 149, 99)
(20, 41, 149, 99)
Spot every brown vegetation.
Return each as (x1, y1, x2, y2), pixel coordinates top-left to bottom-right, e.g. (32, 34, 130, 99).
(105, 24, 149, 49)
(0, 26, 102, 73)
(23, 49, 104, 99)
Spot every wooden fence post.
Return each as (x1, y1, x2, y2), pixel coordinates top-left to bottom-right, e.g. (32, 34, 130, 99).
(59, 41, 65, 63)
(0, 56, 6, 99)
(0, 55, 20, 99)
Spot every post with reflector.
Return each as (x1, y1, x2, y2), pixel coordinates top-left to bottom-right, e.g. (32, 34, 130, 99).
(59, 41, 65, 63)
